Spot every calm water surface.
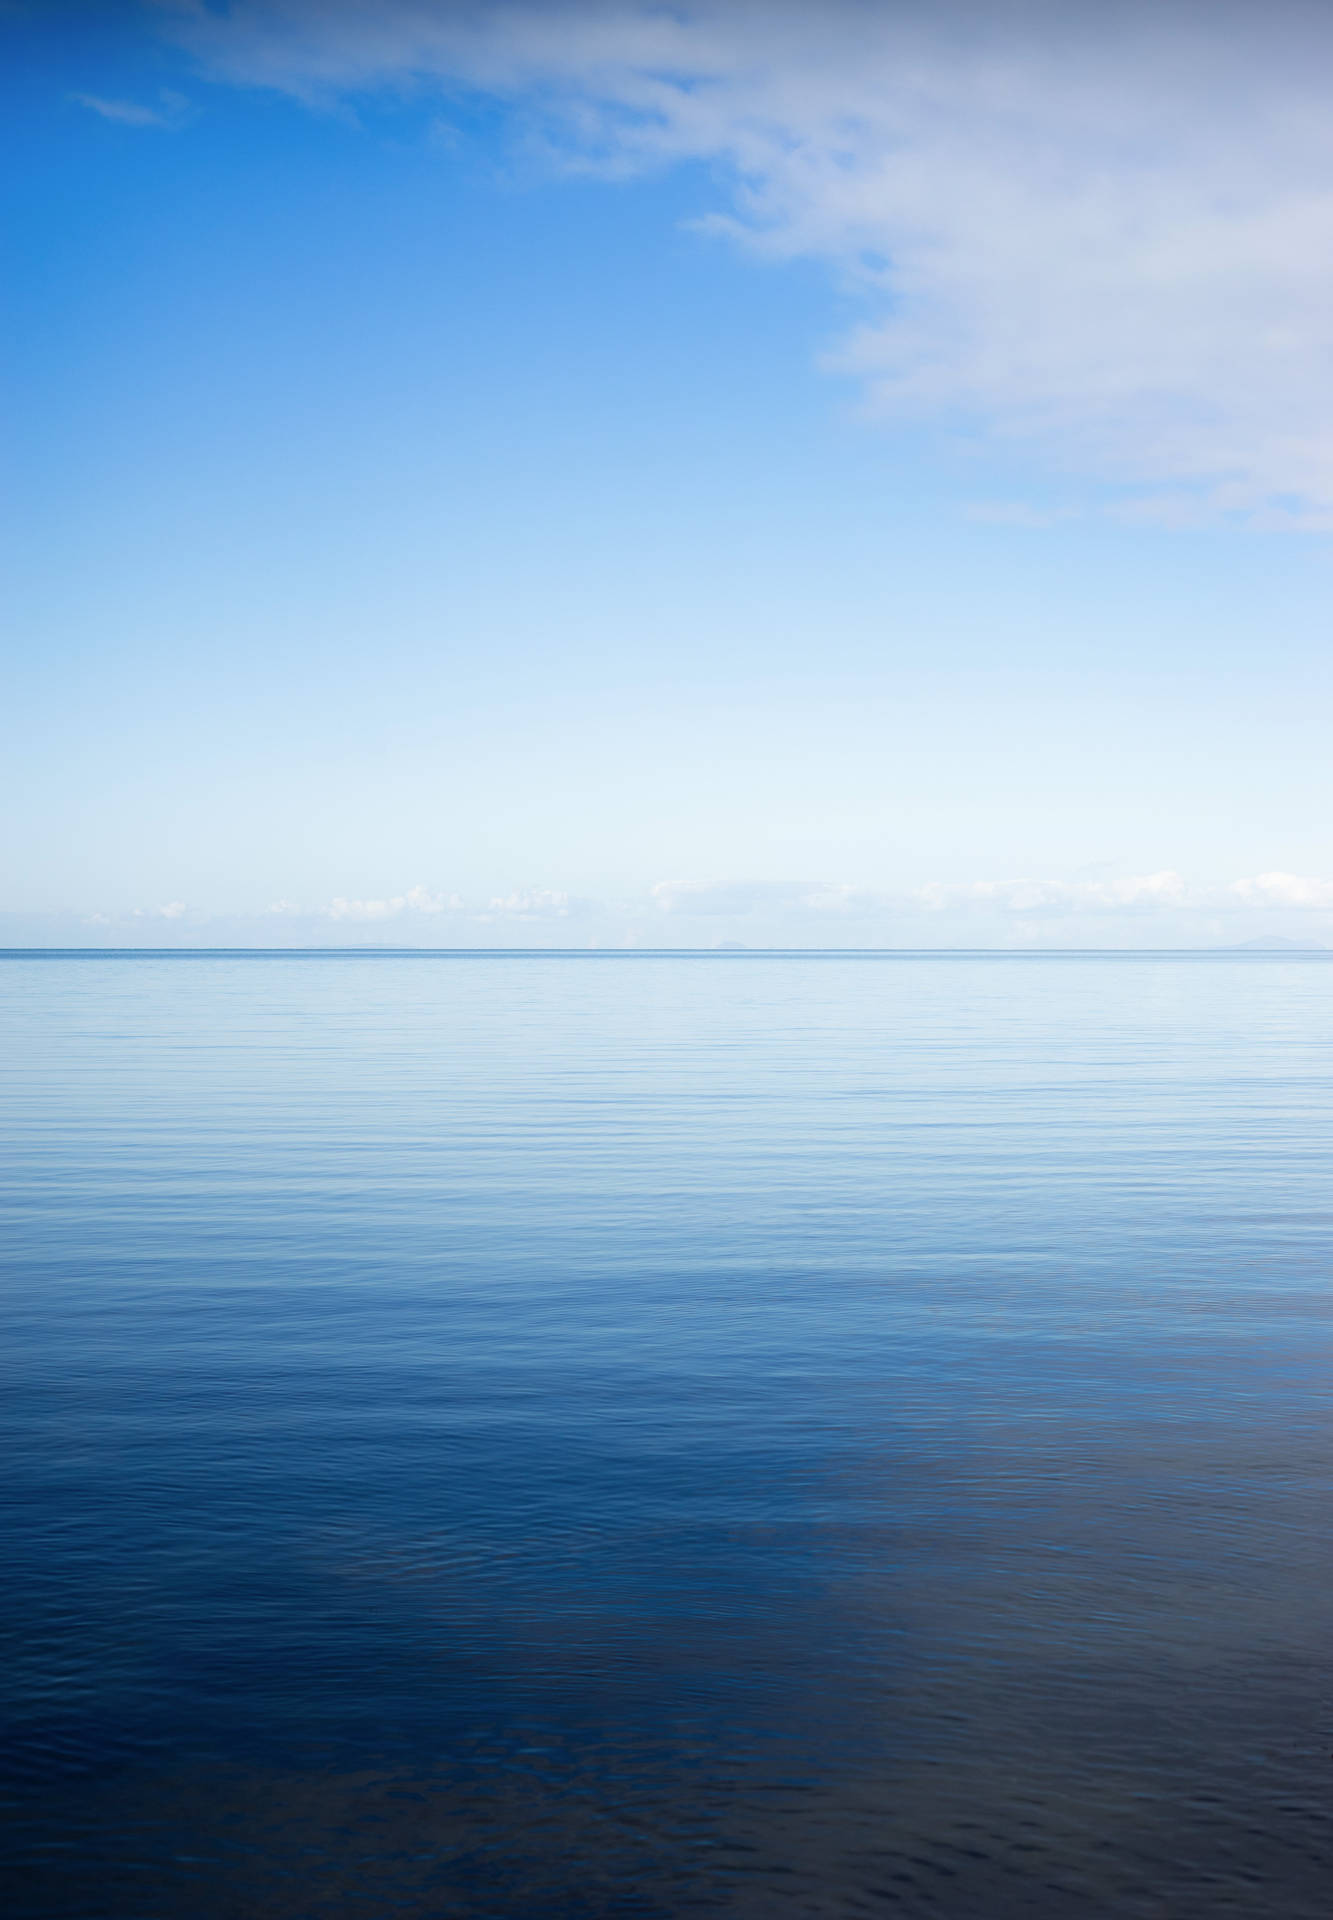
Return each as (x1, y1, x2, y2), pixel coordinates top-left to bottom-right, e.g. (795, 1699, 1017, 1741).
(3, 952, 1332, 1917)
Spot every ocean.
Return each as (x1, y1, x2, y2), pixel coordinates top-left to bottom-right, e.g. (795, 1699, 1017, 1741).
(3, 951, 1331, 1917)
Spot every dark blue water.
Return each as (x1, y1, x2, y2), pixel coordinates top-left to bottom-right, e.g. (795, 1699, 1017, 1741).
(3, 952, 1332, 1917)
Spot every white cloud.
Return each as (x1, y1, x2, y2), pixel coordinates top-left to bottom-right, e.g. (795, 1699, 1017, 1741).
(132, 900, 189, 920)
(484, 889, 573, 917)
(328, 898, 400, 921)
(157, 0, 1333, 518)
(321, 885, 577, 926)
(327, 883, 461, 920)
(1230, 871, 1333, 908)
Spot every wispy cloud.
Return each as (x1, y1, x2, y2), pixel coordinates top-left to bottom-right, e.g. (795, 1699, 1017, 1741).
(70, 89, 188, 129)
(654, 870, 1333, 925)
(652, 874, 1199, 923)
(156, 0, 1333, 520)
(915, 872, 1189, 915)
(652, 880, 860, 918)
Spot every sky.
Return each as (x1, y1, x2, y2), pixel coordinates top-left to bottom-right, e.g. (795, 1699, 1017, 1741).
(6, 0, 1333, 948)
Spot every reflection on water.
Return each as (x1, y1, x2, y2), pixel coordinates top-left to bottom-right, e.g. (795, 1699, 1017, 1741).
(3, 953, 1332, 1916)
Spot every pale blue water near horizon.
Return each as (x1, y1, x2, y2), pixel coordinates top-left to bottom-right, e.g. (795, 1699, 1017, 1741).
(3, 951, 1332, 1918)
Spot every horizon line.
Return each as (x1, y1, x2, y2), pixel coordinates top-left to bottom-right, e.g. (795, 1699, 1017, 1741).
(2, 945, 1329, 959)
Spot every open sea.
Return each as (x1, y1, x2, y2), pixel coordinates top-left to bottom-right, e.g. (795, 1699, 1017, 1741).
(3, 950, 1332, 1918)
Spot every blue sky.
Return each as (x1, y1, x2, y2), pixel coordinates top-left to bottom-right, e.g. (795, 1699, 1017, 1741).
(7, 0, 1333, 947)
